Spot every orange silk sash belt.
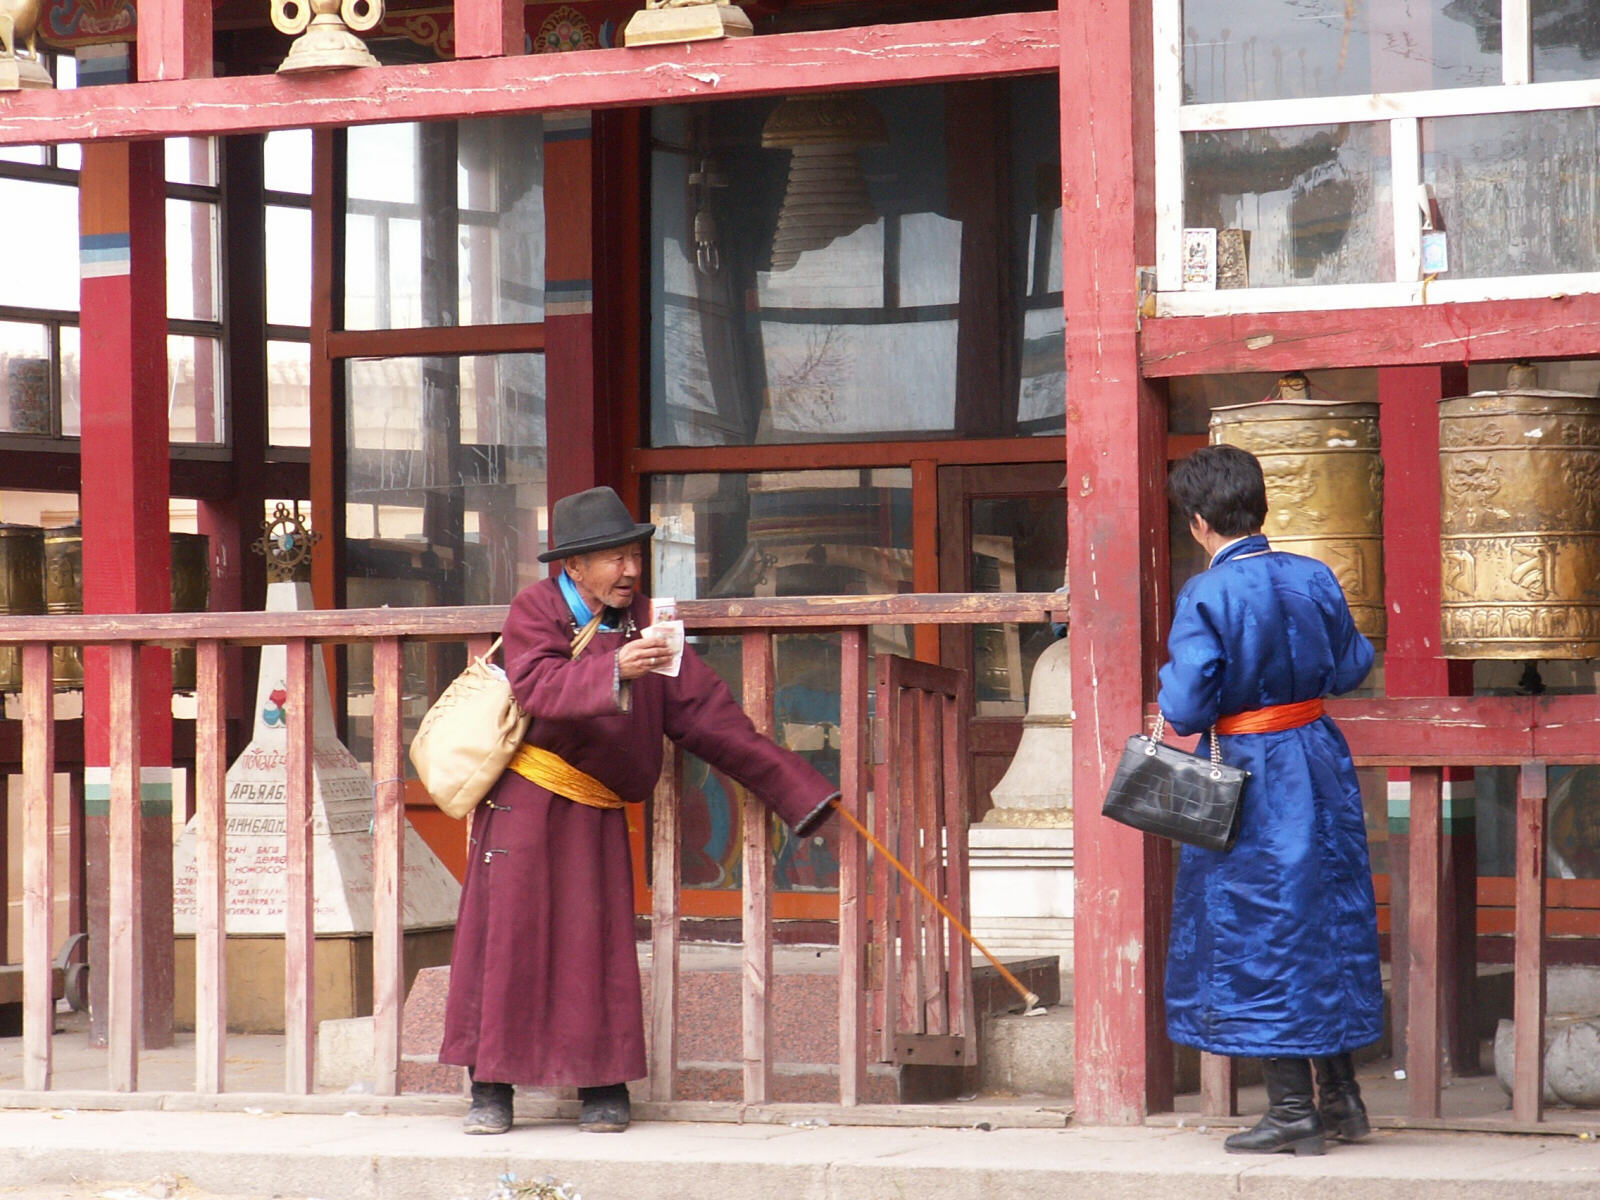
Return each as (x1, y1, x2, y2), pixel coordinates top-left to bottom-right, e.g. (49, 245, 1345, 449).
(1214, 697, 1325, 735)
(507, 743, 625, 810)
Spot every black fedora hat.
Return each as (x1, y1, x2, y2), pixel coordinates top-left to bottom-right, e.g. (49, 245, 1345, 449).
(538, 486, 656, 562)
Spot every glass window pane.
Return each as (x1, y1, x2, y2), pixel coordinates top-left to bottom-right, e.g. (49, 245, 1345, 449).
(0, 146, 46, 166)
(168, 335, 224, 445)
(344, 117, 544, 330)
(0, 321, 54, 435)
(652, 80, 1061, 447)
(265, 129, 313, 194)
(267, 339, 310, 448)
(1183, 0, 1500, 103)
(649, 469, 913, 893)
(0, 179, 77, 311)
(166, 199, 220, 323)
(1184, 124, 1392, 286)
(1424, 108, 1600, 279)
(1533, 2, 1600, 82)
(165, 137, 215, 186)
(266, 205, 311, 329)
(970, 494, 1064, 714)
(60, 326, 79, 437)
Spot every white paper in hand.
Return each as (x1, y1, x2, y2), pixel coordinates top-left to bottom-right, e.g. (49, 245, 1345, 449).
(649, 597, 685, 677)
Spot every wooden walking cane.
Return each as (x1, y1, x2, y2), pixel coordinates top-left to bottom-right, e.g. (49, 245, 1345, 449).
(828, 796, 1043, 1013)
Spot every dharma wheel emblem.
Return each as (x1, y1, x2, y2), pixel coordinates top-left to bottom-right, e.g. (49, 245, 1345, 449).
(252, 503, 322, 582)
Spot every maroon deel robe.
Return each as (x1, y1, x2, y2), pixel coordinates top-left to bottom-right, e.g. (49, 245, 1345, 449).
(438, 578, 836, 1087)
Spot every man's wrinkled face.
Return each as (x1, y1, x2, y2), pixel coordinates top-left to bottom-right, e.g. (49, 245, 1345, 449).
(565, 542, 645, 612)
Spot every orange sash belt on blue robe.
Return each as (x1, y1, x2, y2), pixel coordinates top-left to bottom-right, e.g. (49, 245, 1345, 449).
(1214, 696, 1325, 735)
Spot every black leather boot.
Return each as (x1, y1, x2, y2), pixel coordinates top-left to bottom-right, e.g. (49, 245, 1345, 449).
(463, 1077, 514, 1135)
(1223, 1058, 1326, 1155)
(578, 1082, 632, 1132)
(1315, 1052, 1371, 1142)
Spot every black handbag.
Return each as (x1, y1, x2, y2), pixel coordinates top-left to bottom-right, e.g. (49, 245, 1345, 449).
(1100, 713, 1249, 852)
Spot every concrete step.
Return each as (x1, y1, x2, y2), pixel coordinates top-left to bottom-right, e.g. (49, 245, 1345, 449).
(1, 1106, 1595, 1200)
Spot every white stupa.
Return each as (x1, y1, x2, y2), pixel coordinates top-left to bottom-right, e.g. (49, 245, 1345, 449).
(172, 577, 460, 934)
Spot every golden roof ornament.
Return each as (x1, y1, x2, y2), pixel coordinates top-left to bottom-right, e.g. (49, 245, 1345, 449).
(624, 0, 752, 47)
(0, 0, 54, 91)
(271, 0, 383, 73)
(252, 503, 322, 583)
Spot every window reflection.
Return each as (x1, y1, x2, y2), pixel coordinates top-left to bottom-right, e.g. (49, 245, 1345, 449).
(344, 117, 545, 330)
(1424, 109, 1600, 278)
(650, 470, 913, 892)
(167, 335, 223, 445)
(0, 179, 78, 311)
(166, 199, 220, 324)
(1532, 2, 1600, 81)
(1182, 0, 1500, 103)
(1184, 124, 1391, 286)
(651, 80, 1064, 446)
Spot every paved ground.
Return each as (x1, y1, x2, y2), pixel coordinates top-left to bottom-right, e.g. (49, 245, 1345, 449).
(0, 1104, 1597, 1200)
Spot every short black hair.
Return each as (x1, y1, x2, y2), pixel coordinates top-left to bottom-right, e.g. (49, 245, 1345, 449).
(1167, 444, 1268, 538)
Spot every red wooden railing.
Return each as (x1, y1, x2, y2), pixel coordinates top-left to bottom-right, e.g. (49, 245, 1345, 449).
(0, 594, 1065, 1105)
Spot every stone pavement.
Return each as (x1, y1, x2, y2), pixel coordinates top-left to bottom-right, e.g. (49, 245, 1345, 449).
(0, 1102, 1597, 1200)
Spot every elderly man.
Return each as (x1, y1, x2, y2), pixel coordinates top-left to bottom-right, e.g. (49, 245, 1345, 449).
(439, 486, 837, 1135)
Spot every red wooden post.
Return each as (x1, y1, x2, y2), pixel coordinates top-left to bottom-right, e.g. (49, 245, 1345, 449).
(1060, 0, 1171, 1122)
(22, 641, 55, 1091)
(1200, 1054, 1237, 1118)
(873, 656, 897, 1061)
(740, 632, 775, 1104)
(107, 642, 143, 1092)
(1379, 364, 1475, 1077)
(544, 114, 600, 504)
(80, 130, 176, 1052)
(136, 0, 212, 82)
(1512, 760, 1547, 1125)
(284, 638, 317, 1094)
(193, 639, 228, 1093)
(942, 673, 975, 1054)
(1407, 766, 1444, 1118)
(371, 638, 406, 1096)
(454, 0, 523, 58)
(837, 628, 870, 1104)
(649, 741, 681, 1103)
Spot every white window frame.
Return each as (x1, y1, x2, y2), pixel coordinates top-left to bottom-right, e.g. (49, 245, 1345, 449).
(1152, 0, 1600, 315)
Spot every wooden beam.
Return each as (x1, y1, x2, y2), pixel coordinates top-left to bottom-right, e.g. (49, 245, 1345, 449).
(1511, 760, 1547, 1125)
(740, 632, 775, 1105)
(193, 639, 228, 1094)
(1407, 767, 1444, 1119)
(283, 638, 317, 1095)
(1062, 0, 1169, 1124)
(1140, 293, 1600, 377)
(21, 642, 54, 1092)
(1199, 1053, 1236, 1118)
(325, 323, 546, 360)
(370, 637, 406, 1096)
(648, 742, 681, 1104)
(634, 435, 1063, 476)
(0, 13, 1057, 148)
(137, 0, 213, 83)
(453, 0, 523, 59)
(837, 628, 869, 1105)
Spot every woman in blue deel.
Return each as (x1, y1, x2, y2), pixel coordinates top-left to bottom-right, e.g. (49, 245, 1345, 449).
(1159, 444, 1383, 1157)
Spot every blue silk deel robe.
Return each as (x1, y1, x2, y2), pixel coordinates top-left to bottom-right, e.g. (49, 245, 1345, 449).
(1157, 535, 1383, 1058)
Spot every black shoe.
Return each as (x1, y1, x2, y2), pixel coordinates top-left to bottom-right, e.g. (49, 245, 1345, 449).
(463, 1079, 514, 1135)
(578, 1083, 631, 1133)
(1224, 1058, 1326, 1156)
(1315, 1052, 1372, 1142)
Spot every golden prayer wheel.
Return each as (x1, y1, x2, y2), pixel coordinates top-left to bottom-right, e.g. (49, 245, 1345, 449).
(169, 532, 211, 692)
(1209, 374, 1386, 648)
(1438, 363, 1600, 659)
(0, 524, 45, 692)
(43, 524, 83, 690)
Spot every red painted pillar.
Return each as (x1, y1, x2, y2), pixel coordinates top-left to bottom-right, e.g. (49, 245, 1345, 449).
(1061, 0, 1172, 1122)
(544, 112, 600, 518)
(1380, 364, 1477, 1075)
(80, 132, 175, 1050)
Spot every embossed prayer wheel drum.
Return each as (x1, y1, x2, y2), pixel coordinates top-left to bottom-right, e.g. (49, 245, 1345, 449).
(170, 532, 211, 692)
(1438, 363, 1600, 659)
(0, 524, 45, 692)
(1209, 374, 1386, 647)
(43, 524, 83, 690)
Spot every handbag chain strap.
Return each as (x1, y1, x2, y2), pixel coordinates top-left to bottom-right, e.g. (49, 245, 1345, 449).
(1146, 711, 1226, 779)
